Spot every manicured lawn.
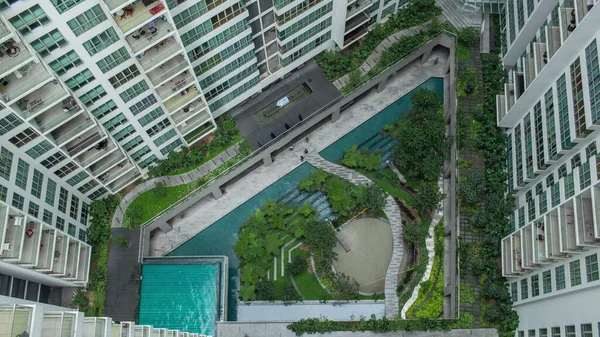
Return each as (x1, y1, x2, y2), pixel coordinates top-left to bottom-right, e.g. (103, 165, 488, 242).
(168, 135, 243, 176)
(291, 249, 332, 300)
(457, 44, 470, 63)
(358, 293, 385, 300)
(371, 177, 415, 207)
(128, 184, 190, 224)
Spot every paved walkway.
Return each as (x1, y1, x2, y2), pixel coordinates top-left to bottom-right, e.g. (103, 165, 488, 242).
(148, 49, 449, 259)
(111, 142, 241, 228)
(237, 301, 385, 322)
(305, 154, 404, 319)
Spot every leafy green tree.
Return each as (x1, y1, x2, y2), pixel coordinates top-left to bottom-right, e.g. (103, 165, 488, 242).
(341, 145, 364, 168)
(403, 221, 427, 245)
(414, 182, 443, 216)
(364, 152, 381, 171)
(459, 172, 485, 206)
(357, 184, 387, 213)
(330, 273, 360, 300)
(153, 182, 167, 197)
(239, 284, 256, 301)
(282, 282, 301, 302)
(287, 255, 307, 276)
(256, 280, 275, 301)
(458, 27, 480, 46)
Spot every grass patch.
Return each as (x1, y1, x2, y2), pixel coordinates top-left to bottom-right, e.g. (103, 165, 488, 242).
(128, 184, 190, 224)
(291, 248, 332, 301)
(457, 44, 470, 63)
(371, 177, 415, 207)
(168, 134, 243, 176)
(358, 293, 385, 300)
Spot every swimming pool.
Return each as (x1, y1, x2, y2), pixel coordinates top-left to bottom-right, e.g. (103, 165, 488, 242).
(320, 77, 444, 162)
(138, 262, 219, 336)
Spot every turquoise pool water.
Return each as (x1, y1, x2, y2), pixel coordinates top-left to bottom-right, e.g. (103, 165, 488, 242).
(138, 263, 218, 336)
(320, 77, 444, 162)
(169, 162, 315, 320)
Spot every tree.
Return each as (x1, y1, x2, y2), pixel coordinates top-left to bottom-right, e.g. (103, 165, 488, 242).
(153, 182, 167, 197)
(256, 280, 275, 301)
(357, 183, 387, 213)
(282, 282, 301, 302)
(287, 255, 307, 276)
(239, 284, 256, 301)
(403, 221, 427, 245)
(330, 273, 360, 300)
(123, 205, 143, 228)
(414, 182, 443, 216)
(458, 27, 480, 46)
(459, 172, 485, 206)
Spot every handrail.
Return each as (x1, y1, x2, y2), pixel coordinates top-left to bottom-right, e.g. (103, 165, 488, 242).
(134, 32, 452, 231)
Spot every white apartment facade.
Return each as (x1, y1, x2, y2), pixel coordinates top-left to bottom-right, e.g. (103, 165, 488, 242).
(498, 0, 600, 336)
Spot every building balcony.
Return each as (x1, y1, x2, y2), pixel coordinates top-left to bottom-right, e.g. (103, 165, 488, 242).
(545, 23, 561, 59)
(0, 62, 53, 103)
(105, 0, 136, 13)
(32, 101, 83, 135)
(90, 151, 127, 177)
(36, 224, 57, 272)
(42, 312, 78, 337)
(102, 160, 135, 185)
(83, 317, 110, 337)
(0, 19, 13, 44)
(51, 232, 69, 276)
(49, 115, 95, 147)
(114, 0, 166, 35)
(496, 94, 506, 122)
(107, 169, 141, 193)
(12, 81, 69, 121)
(75, 139, 118, 168)
(63, 240, 80, 280)
(573, 191, 598, 247)
(164, 85, 199, 113)
(0, 305, 33, 337)
(0, 40, 34, 79)
(344, 23, 369, 47)
(147, 55, 189, 87)
(170, 96, 207, 125)
(534, 42, 547, 74)
(522, 53, 535, 88)
(156, 71, 194, 101)
(127, 16, 174, 55)
(346, 0, 372, 20)
(19, 219, 42, 267)
(0, 210, 26, 262)
(345, 11, 369, 33)
(138, 37, 182, 71)
(181, 117, 215, 144)
(179, 110, 212, 135)
(63, 127, 106, 159)
(75, 244, 90, 283)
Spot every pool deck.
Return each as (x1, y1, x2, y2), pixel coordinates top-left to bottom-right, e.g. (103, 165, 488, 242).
(149, 49, 450, 258)
(237, 301, 385, 322)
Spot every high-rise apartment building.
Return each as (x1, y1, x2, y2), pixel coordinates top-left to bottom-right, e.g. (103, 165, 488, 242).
(498, 0, 600, 335)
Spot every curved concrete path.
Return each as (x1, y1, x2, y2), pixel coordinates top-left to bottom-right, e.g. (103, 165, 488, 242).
(111, 142, 241, 228)
(305, 153, 404, 319)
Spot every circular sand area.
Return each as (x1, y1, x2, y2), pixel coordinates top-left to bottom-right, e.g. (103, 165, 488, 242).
(333, 217, 393, 294)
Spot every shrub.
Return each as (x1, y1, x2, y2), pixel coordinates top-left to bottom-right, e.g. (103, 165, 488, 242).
(122, 205, 143, 228)
(457, 67, 479, 97)
(154, 182, 167, 197)
(413, 182, 443, 216)
(72, 290, 89, 311)
(287, 255, 307, 276)
(256, 280, 275, 301)
(458, 27, 480, 46)
(459, 172, 485, 206)
(404, 221, 427, 245)
(111, 235, 131, 248)
(356, 183, 387, 213)
(460, 284, 475, 304)
(282, 282, 301, 302)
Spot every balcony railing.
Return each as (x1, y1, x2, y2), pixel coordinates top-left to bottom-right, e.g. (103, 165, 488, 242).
(90, 151, 126, 177)
(147, 56, 189, 87)
(76, 139, 117, 168)
(0, 305, 33, 337)
(164, 85, 199, 113)
(34, 104, 82, 134)
(126, 16, 173, 55)
(114, 0, 166, 35)
(139, 37, 182, 71)
(170, 97, 206, 125)
(156, 72, 194, 100)
(346, 0, 372, 19)
(37, 225, 57, 271)
(0, 62, 53, 103)
(103, 160, 135, 185)
(0, 40, 34, 79)
(345, 11, 369, 33)
(108, 167, 141, 192)
(51, 117, 95, 146)
(20, 220, 42, 266)
(1, 214, 25, 261)
(0, 20, 12, 43)
(14, 82, 69, 120)
(51, 233, 68, 275)
(63, 128, 105, 158)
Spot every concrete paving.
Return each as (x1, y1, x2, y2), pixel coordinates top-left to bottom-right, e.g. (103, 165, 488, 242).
(148, 50, 450, 262)
(237, 301, 385, 322)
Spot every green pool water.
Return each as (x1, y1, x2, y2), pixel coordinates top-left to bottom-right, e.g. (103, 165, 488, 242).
(138, 263, 218, 336)
(320, 77, 444, 162)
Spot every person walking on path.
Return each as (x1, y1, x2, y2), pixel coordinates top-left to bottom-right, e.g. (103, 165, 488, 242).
(289, 145, 294, 151)
(304, 149, 308, 154)
(300, 155, 304, 161)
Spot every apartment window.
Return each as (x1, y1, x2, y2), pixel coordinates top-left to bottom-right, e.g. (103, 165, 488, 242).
(278, 2, 332, 40)
(122, 136, 143, 152)
(109, 65, 140, 89)
(102, 114, 128, 132)
(12, 193, 24, 210)
(54, 162, 78, 178)
(79, 86, 107, 107)
(205, 66, 257, 101)
(66, 69, 95, 91)
(78, 229, 86, 242)
(58, 188, 68, 213)
(131, 146, 151, 161)
(520, 278, 528, 300)
(51, 0, 84, 13)
(91, 100, 117, 120)
(585, 40, 600, 124)
(9, 5, 50, 35)
(188, 22, 249, 62)
(28, 201, 39, 217)
(587, 142, 597, 158)
(88, 187, 107, 200)
(49, 50, 82, 75)
(26, 140, 53, 159)
(209, 76, 259, 111)
(68, 5, 106, 36)
(0, 148, 13, 180)
(41, 152, 66, 169)
(119, 80, 149, 103)
(0, 114, 23, 136)
(139, 155, 158, 169)
(585, 254, 599, 282)
(43, 210, 53, 225)
(31, 169, 43, 198)
(80, 202, 89, 225)
(539, 329, 548, 337)
(510, 282, 518, 302)
(160, 139, 183, 155)
(542, 270, 551, 293)
(146, 119, 171, 137)
(557, 75, 573, 150)
(31, 29, 67, 57)
(83, 28, 119, 56)
(528, 330, 535, 337)
(9, 128, 39, 147)
(15, 159, 29, 190)
(580, 161, 591, 189)
(78, 180, 98, 194)
(56, 217, 65, 231)
(199, 51, 254, 88)
(138, 107, 164, 127)
(581, 324, 593, 337)
(173, 0, 225, 28)
(153, 129, 176, 147)
(180, 20, 213, 47)
(68, 223, 76, 237)
(570, 260, 582, 286)
(518, 332, 524, 337)
(0, 184, 7, 202)
(114, 125, 135, 142)
(531, 274, 539, 297)
(195, 54, 222, 76)
(66, 171, 89, 187)
(129, 94, 157, 115)
(70, 195, 79, 219)
(97, 47, 130, 73)
(45, 179, 56, 206)
(565, 326, 575, 337)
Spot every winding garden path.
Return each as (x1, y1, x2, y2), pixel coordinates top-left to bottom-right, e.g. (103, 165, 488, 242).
(305, 153, 404, 319)
(111, 142, 241, 228)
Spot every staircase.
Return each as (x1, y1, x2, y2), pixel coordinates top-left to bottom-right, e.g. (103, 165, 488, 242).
(436, 0, 483, 29)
